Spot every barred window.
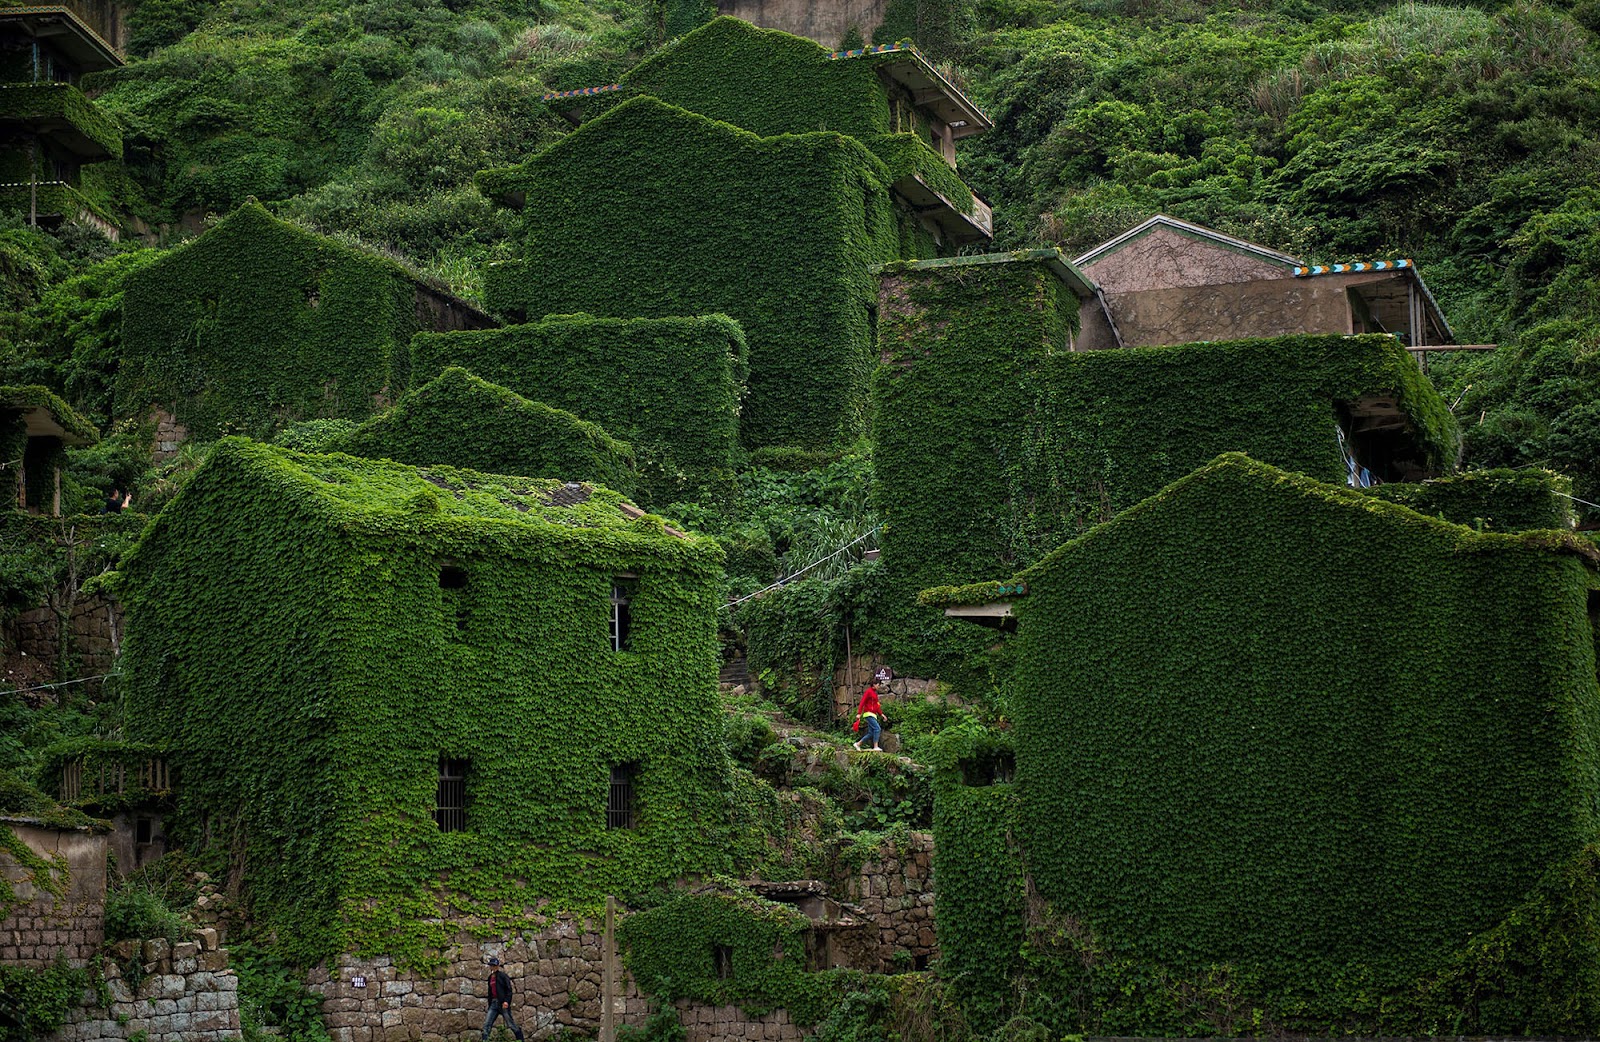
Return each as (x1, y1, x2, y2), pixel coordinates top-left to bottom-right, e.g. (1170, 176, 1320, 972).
(607, 763, 637, 830)
(435, 758, 469, 832)
(610, 580, 635, 652)
(713, 944, 734, 980)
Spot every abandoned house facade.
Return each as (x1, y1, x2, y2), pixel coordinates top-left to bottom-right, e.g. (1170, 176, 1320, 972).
(1, 383, 98, 515)
(0, 0, 125, 237)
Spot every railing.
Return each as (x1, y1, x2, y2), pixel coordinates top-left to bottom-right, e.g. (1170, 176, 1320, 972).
(57, 755, 170, 801)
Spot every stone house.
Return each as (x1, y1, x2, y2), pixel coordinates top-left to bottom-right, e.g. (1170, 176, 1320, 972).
(116, 201, 496, 446)
(115, 438, 730, 968)
(1072, 214, 1463, 352)
(929, 453, 1600, 1015)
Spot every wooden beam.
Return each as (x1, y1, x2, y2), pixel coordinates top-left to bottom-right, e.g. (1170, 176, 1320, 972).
(1408, 344, 1497, 351)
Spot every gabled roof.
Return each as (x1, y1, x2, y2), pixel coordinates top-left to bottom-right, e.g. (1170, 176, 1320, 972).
(1074, 214, 1303, 270)
(0, 384, 98, 445)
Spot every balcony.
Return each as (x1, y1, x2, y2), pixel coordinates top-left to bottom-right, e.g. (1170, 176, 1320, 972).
(0, 179, 118, 237)
(0, 83, 122, 158)
(0, 1, 126, 71)
(893, 171, 993, 247)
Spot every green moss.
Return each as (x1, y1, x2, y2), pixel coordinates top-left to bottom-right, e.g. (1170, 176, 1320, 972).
(0, 385, 100, 443)
(411, 314, 745, 505)
(1005, 453, 1600, 1024)
(0, 83, 124, 158)
(326, 366, 638, 496)
(478, 96, 902, 451)
(1368, 467, 1574, 532)
(862, 133, 973, 216)
(118, 439, 730, 967)
(115, 202, 427, 440)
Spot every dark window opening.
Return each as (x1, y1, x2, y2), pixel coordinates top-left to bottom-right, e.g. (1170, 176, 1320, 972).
(912, 953, 931, 971)
(1336, 400, 1431, 484)
(610, 580, 635, 652)
(134, 817, 153, 845)
(440, 562, 469, 632)
(607, 762, 637, 829)
(713, 944, 734, 980)
(435, 758, 469, 832)
(960, 749, 1015, 787)
(1588, 590, 1599, 686)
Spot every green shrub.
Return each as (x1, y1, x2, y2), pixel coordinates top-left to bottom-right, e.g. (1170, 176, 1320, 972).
(103, 886, 185, 945)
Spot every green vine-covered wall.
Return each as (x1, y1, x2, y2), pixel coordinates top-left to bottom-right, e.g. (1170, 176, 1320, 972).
(1367, 467, 1573, 532)
(0, 83, 124, 159)
(115, 201, 423, 440)
(410, 314, 746, 505)
(995, 453, 1600, 1031)
(325, 366, 638, 497)
(870, 256, 1458, 676)
(620, 888, 867, 1025)
(116, 438, 730, 968)
(477, 96, 905, 451)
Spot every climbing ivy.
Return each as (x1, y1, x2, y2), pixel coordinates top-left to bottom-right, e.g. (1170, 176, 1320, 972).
(477, 96, 906, 450)
(326, 366, 639, 497)
(411, 314, 746, 505)
(115, 202, 424, 440)
(993, 454, 1600, 1032)
(1367, 467, 1573, 532)
(870, 254, 1457, 677)
(0, 84, 123, 159)
(116, 439, 731, 968)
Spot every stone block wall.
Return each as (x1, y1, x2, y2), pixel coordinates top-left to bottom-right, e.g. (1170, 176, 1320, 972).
(0, 822, 106, 967)
(311, 914, 654, 1042)
(674, 1000, 806, 1042)
(832, 830, 936, 973)
(53, 933, 242, 1042)
(6, 593, 122, 684)
(830, 654, 940, 721)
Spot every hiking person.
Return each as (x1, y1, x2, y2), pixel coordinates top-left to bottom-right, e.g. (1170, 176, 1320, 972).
(852, 681, 884, 751)
(481, 957, 524, 1041)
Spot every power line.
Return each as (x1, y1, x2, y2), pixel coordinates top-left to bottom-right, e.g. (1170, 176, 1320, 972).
(722, 527, 879, 610)
(2, 672, 121, 697)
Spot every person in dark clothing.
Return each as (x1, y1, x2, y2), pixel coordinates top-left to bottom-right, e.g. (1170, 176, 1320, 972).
(481, 957, 524, 1041)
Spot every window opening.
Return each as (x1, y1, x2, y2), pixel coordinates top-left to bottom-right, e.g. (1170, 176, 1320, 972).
(439, 564, 467, 589)
(134, 817, 153, 845)
(1588, 589, 1599, 687)
(608, 762, 637, 829)
(610, 579, 635, 652)
(440, 561, 469, 632)
(960, 749, 1016, 787)
(912, 953, 931, 971)
(435, 758, 469, 832)
(713, 944, 734, 979)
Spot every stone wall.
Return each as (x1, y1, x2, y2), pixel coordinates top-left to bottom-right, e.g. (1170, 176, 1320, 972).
(53, 932, 242, 1042)
(674, 1001, 806, 1042)
(829, 653, 939, 723)
(0, 821, 106, 967)
(311, 914, 654, 1042)
(7, 593, 122, 683)
(832, 830, 936, 973)
(150, 408, 188, 462)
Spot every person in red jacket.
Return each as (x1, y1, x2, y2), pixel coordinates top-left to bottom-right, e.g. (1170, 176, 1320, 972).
(481, 957, 524, 1041)
(852, 682, 884, 751)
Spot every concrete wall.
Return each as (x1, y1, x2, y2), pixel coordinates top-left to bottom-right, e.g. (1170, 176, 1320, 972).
(1105, 275, 1355, 347)
(0, 822, 106, 967)
(716, 0, 889, 48)
(1081, 225, 1293, 294)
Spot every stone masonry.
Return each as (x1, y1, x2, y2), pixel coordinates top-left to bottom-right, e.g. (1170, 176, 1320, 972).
(52, 932, 242, 1042)
(1, 821, 106, 967)
(673, 1001, 806, 1042)
(6, 593, 123, 685)
(832, 830, 936, 973)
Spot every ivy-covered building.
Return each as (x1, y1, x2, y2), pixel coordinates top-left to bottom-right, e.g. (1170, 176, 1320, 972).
(116, 201, 496, 443)
(324, 366, 639, 498)
(869, 251, 1455, 673)
(116, 438, 729, 963)
(410, 313, 747, 504)
(482, 18, 991, 450)
(1, 384, 98, 515)
(0, 0, 125, 236)
(925, 453, 1600, 1033)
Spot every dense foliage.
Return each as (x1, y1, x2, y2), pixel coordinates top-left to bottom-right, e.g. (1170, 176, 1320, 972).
(411, 313, 746, 504)
(117, 439, 730, 966)
(478, 95, 906, 450)
(1367, 466, 1573, 530)
(116, 202, 423, 440)
(326, 366, 639, 495)
(997, 454, 1600, 1032)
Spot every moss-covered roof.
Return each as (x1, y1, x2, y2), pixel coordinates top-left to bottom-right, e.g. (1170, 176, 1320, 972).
(0, 384, 99, 444)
